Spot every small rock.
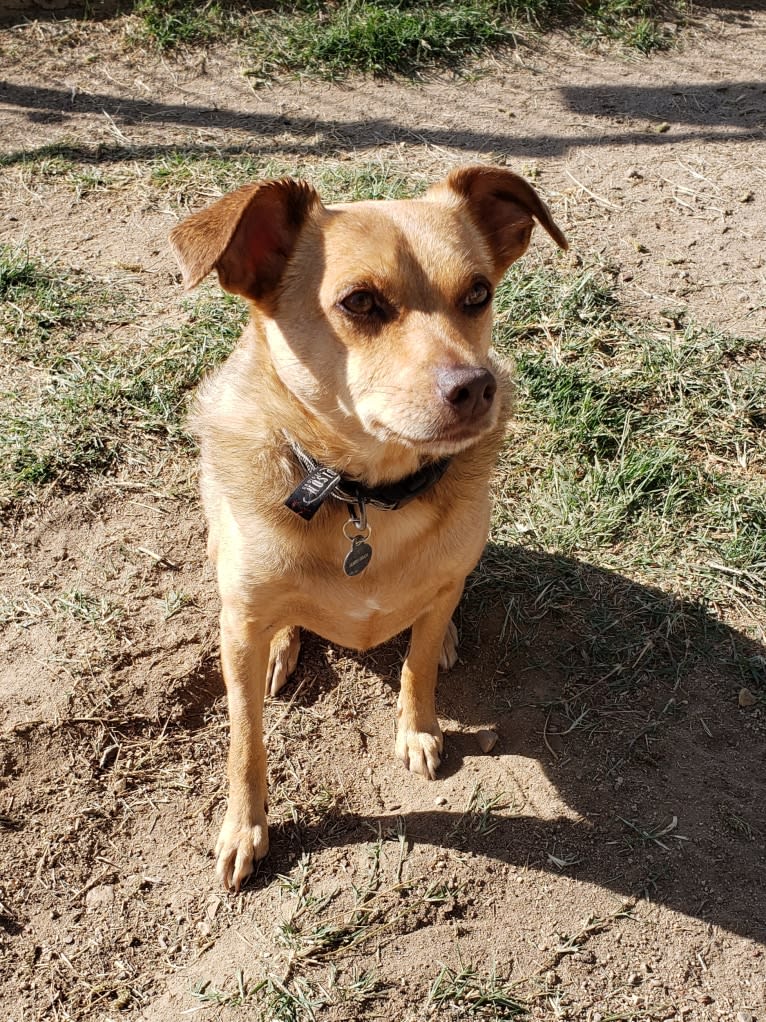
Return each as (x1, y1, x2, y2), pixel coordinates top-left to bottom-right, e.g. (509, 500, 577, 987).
(196, 921, 211, 937)
(655, 121, 671, 133)
(434, 796, 448, 806)
(738, 191, 754, 203)
(738, 687, 757, 708)
(626, 167, 644, 180)
(628, 972, 642, 986)
(736, 1013, 753, 1022)
(85, 884, 115, 911)
(476, 729, 498, 754)
(544, 969, 559, 986)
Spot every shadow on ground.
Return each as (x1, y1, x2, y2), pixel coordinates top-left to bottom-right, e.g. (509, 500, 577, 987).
(244, 544, 766, 944)
(0, 78, 763, 164)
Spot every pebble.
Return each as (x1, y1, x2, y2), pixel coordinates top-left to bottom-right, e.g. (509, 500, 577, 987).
(738, 687, 757, 708)
(434, 796, 448, 806)
(626, 167, 644, 180)
(736, 1013, 753, 1022)
(476, 729, 498, 754)
(85, 884, 115, 911)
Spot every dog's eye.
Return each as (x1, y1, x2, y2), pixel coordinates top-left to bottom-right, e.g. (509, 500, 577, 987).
(463, 281, 491, 309)
(340, 290, 377, 316)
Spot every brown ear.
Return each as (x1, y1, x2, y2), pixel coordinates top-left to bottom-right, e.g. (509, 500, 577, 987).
(169, 178, 321, 301)
(430, 166, 568, 272)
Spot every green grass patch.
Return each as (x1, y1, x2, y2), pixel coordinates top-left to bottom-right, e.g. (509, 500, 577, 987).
(149, 153, 422, 204)
(491, 263, 766, 607)
(246, 1, 518, 79)
(0, 245, 244, 512)
(0, 144, 422, 207)
(130, 0, 686, 67)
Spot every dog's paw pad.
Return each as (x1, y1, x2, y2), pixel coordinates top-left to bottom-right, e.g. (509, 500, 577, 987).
(439, 619, 459, 671)
(215, 816, 269, 893)
(267, 626, 301, 697)
(395, 724, 444, 780)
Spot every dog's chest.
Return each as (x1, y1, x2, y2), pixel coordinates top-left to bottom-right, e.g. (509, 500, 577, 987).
(285, 504, 483, 650)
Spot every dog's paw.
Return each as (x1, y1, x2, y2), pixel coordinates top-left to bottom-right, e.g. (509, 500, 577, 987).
(267, 626, 301, 697)
(395, 721, 444, 780)
(439, 619, 459, 671)
(215, 811, 269, 893)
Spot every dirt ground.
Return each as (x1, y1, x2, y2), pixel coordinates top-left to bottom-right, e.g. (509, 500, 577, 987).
(1, 5, 765, 1021)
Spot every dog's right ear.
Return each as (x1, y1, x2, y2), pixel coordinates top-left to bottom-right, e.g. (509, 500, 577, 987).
(169, 178, 321, 301)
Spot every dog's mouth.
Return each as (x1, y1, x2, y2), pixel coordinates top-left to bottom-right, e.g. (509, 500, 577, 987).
(367, 407, 498, 455)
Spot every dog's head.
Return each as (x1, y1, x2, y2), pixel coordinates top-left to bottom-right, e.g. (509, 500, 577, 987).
(170, 166, 567, 460)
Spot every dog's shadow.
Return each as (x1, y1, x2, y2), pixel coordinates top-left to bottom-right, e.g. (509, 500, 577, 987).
(267, 542, 766, 944)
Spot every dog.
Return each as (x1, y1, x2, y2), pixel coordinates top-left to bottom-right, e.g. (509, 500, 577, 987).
(170, 165, 567, 891)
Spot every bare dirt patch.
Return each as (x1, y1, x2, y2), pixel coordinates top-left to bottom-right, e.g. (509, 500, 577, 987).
(1, 8, 765, 1021)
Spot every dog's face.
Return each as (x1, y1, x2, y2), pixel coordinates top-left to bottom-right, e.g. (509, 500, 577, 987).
(171, 167, 567, 459)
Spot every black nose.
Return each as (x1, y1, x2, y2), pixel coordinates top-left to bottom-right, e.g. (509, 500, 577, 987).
(437, 366, 497, 421)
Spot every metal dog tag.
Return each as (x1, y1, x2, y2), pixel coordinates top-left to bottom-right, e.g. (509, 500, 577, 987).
(343, 536, 372, 577)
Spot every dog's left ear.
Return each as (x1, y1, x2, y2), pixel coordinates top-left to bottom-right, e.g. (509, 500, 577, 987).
(428, 166, 568, 273)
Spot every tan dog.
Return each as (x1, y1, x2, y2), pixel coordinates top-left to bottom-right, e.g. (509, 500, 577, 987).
(170, 166, 567, 891)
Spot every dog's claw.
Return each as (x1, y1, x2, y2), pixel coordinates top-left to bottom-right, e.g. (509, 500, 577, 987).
(395, 723, 444, 779)
(439, 619, 459, 671)
(215, 813, 269, 893)
(267, 626, 301, 697)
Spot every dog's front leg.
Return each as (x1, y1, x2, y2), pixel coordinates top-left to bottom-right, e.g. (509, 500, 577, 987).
(215, 602, 272, 892)
(396, 581, 463, 780)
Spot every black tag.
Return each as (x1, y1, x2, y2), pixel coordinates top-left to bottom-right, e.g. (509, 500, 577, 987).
(285, 466, 342, 520)
(343, 537, 372, 576)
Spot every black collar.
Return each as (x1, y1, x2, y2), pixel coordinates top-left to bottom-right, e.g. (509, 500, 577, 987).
(284, 441, 451, 522)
